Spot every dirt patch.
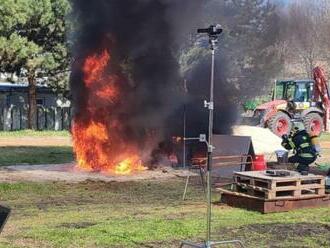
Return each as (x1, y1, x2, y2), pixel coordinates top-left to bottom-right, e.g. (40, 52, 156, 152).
(0, 136, 72, 147)
(58, 222, 97, 229)
(0, 163, 195, 183)
(245, 223, 330, 239)
(141, 240, 180, 248)
(9, 238, 53, 248)
(130, 223, 330, 247)
(149, 223, 330, 248)
(321, 141, 330, 149)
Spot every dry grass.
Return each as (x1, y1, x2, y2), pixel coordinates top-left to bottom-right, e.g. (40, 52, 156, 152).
(0, 179, 328, 248)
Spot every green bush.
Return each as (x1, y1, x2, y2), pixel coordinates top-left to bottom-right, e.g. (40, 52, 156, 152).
(243, 95, 272, 111)
(243, 100, 258, 111)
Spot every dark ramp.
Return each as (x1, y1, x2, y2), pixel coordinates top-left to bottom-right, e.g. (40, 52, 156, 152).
(0, 205, 10, 233)
(213, 135, 255, 157)
(212, 135, 255, 178)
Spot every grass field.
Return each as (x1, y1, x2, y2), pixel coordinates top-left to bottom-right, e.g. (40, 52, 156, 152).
(0, 130, 73, 166)
(0, 146, 73, 166)
(0, 131, 328, 247)
(0, 179, 328, 248)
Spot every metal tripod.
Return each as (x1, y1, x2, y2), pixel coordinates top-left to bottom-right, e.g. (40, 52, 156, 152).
(180, 26, 245, 248)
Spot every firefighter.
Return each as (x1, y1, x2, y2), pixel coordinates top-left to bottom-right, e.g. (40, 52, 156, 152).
(281, 127, 318, 175)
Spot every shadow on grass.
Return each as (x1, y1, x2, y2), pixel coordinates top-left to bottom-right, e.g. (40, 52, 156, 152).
(0, 146, 74, 166)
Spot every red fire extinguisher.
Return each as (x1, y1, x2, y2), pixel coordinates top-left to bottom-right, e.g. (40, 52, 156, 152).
(252, 155, 267, 171)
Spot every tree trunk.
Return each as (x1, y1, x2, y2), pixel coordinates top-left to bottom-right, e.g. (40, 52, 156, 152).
(28, 74, 37, 130)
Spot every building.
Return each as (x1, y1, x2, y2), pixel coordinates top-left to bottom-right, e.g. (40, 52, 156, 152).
(0, 82, 71, 131)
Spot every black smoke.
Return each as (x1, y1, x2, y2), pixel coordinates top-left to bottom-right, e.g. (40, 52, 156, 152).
(184, 53, 238, 137)
(70, 0, 239, 165)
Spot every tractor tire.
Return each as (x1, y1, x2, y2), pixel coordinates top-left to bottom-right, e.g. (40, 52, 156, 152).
(268, 112, 292, 137)
(304, 113, 324, 136)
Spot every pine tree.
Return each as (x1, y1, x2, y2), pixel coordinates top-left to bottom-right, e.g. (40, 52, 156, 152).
(0, 0, 72, 129)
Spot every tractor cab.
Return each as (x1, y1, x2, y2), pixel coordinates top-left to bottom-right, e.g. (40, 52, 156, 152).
(273, 80, 315, 110)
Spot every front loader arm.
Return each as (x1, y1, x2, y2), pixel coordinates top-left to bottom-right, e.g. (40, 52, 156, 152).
(313, 67, 330, 131)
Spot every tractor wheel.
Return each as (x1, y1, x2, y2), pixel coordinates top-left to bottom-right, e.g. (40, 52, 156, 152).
(304, 113, 324, 136)
(268, 112, 292, 137)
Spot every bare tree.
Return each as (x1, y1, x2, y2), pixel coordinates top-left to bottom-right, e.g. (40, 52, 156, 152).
(281, 0, 330, 77)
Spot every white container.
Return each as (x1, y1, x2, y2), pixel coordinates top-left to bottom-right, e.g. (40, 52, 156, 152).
(275, 150, 289, 164)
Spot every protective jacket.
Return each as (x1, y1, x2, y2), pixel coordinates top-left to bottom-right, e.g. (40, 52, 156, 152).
(281, 130, 317, 160)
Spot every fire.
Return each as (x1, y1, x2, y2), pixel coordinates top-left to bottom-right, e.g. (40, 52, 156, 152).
(72, 49, 146, 174)
(95, 84, 118, 101)
(114, 155, 146, 175)
(83, 50, 110, 87)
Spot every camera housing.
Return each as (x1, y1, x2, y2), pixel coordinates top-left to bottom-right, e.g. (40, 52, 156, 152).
(197, 24, 223, 36)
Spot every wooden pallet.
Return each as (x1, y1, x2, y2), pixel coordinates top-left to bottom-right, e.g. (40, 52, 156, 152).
(217, 187, 330, 213)
(233, 170, 325, 200)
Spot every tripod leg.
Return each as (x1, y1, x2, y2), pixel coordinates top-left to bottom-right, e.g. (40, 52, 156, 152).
(210, 240, 245, 248)
(180, 241, 205, 248)
(182, 175, 190, 201)
(236, 240, 245, 248)
(199, 167, 206, 195)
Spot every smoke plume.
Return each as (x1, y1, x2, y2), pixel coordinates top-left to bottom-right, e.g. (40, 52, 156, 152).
(70, 0, 278, 169)
(70, 0, 210, 169)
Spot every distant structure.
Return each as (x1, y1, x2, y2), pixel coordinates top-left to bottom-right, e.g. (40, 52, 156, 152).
(0, 82, 71, 131)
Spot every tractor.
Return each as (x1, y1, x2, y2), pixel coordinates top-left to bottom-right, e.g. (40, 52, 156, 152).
(253, 67, 330, 137)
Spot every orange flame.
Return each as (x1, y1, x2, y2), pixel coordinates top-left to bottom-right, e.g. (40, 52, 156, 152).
(72, 49, 146, 174)
(83, 50, 110, 87)
(114, 155, 146, 175)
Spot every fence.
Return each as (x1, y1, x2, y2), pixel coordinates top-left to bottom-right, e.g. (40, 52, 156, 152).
(0, 105, 72, 131)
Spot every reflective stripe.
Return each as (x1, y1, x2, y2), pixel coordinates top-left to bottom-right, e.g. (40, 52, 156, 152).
(298, 153, 315, 158)
(299, 143, 310, 149)
(288, 139, 295, 149)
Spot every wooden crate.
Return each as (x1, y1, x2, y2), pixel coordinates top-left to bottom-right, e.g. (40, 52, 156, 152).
(233, 170, 325, 200)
